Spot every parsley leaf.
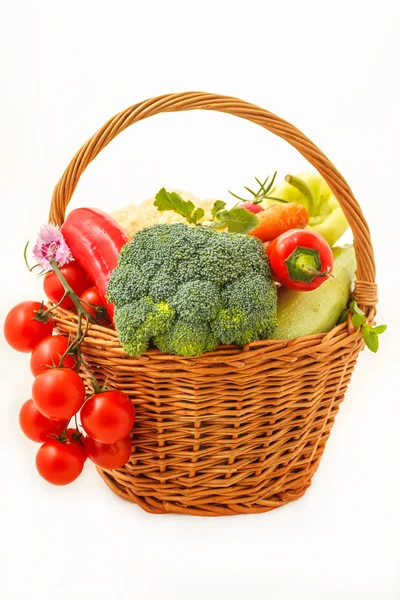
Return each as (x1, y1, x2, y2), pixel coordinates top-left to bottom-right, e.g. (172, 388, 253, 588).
(214, 206, 259, 234)
(154, 188, 204, 225)
(211, 200, 227, 218)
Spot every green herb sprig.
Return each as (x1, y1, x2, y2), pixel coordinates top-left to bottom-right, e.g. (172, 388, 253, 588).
(228, 171, 285, 204)
(349, 300, 386, 353)
(154, 188, 205, 225)
(210, 201, 259, 234)
(154, 189, 259, 234)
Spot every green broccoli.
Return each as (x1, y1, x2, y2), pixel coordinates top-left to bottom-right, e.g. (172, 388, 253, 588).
(154, 321, 218, 357)
(107, 223, 277, 357)
(113, 298, 175, 356)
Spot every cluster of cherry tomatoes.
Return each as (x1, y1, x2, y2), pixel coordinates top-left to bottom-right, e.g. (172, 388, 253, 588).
(4, 261, 135, 486)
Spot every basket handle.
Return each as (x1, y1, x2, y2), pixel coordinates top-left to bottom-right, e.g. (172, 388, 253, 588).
(50, 91, 377, 309)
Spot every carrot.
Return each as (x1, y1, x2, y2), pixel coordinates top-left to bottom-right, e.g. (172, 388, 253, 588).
(249, 202, 308, 242)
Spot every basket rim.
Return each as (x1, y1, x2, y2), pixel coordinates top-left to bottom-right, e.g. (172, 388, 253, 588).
(52, 305, 365, 365)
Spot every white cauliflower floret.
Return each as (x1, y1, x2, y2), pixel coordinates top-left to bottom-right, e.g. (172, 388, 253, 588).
(112, 189, 215, 238)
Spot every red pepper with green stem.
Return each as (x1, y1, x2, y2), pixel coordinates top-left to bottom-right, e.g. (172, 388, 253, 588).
(266, 229, 333, 291)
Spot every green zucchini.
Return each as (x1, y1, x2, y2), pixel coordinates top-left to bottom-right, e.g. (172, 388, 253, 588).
(272, 245, 356, 340)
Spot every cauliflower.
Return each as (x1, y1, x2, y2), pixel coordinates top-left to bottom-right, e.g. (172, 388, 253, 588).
(111, 190, 215, 238)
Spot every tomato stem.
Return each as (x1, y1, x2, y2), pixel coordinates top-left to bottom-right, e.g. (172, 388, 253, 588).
(36, 292, 68, 319)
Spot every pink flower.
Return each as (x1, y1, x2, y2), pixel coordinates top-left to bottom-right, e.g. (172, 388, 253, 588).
(32, 223, 72, 271)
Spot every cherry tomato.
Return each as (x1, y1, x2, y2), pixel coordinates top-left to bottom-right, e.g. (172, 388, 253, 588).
(36, 439, 85, 485)
(19, 399, 67, 442)
(81, 390, 135, 444)
(30, 335, 77, 376)
(266, 229, 334, 291)
(240, 202, 264, 215)
(66, 428, 87, 461)
(32, 368, 86, 421)
(43, 262, 92, 309)
(85, 436, 131, 469)
(4, 301, 54, 353)
(80, 287, 109, 325)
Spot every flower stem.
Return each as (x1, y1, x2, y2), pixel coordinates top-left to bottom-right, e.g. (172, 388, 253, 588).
(24, 242, 40, 272)
(49, 258, 94, 321)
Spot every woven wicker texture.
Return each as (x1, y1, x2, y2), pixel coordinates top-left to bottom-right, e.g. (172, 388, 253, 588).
(49, 92, 377, 516)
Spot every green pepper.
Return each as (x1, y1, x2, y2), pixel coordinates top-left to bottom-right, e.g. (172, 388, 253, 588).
(261, 172, 349, 246)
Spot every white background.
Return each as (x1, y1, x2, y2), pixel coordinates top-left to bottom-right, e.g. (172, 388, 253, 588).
(1, 1, 399, 599)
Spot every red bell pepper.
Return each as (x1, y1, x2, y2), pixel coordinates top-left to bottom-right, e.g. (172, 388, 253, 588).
(61, 208, 129, 319)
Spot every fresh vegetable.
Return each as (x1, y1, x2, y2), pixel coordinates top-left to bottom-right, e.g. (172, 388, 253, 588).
(61, 208, 130, 319)
(262, 172, 349, 246)
(266, 229, 333, 291)
(4, 301, 54, 352)
(32, 368, 86, 421)
(81, 390, 135, 444)
(85, 436, 132, 469)
(19, 399, 67, 442)
(36, 439, 85, 485)
(155, 188, 259, 234)
(249, 203, 309, 243)
(43, 262, 92, 309)
(348, 301, 386, 352)
(66, 428, 87, 461)
(239, 202, 264, 214)
(7, 223, 139, 489)
(112, 191, 216, 238)
(30, 335, 77, 376)
(80, 287, 107, 321)
(81, 287, 105, 317)
(273, 245, 356, 339)
(107, 223, 277, 357)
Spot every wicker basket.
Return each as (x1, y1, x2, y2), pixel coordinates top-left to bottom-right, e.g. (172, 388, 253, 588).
(49, 92, 377, 516)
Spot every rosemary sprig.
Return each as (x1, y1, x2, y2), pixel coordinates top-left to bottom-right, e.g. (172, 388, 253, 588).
(228, 171, 284, 204)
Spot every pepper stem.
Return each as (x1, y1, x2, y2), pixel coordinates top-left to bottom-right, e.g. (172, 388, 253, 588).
(285, 174, 317, 217)
(285, 246, 329, 283)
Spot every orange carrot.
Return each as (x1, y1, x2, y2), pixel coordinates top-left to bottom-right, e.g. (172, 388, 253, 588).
(249, 203, 308, 242)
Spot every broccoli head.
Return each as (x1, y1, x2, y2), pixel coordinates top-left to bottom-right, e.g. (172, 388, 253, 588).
(154, 321, 218, 357)
(107, 223, 277, 357)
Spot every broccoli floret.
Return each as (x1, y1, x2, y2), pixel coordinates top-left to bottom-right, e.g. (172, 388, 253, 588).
(212, 274, 277, 345)
(154, 321, 218, 357)
(113, 298, 175, 356)
(107, 263, 149, 306)
(170, 280, 221, 324)
(148, 266, 179, 302)
(107, 223, 277, 357)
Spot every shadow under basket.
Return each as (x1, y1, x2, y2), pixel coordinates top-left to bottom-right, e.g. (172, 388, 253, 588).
(49, 92, 378, 516)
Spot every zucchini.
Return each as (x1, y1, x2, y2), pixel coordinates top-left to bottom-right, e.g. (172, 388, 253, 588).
(272, 245, 356, 339)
